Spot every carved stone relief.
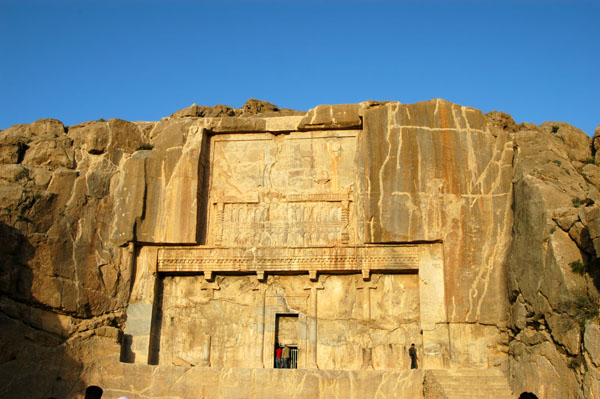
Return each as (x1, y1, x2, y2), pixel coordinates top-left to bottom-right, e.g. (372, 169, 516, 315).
(206, 131, 358, 247)
(155, 273, 422, 370)
(135, 129, 450, 372)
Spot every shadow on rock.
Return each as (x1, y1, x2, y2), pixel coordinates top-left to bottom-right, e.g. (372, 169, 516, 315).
(0, 222, 85, 399)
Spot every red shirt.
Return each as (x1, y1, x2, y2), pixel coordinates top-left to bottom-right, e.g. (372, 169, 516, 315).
(276, 348, 282, 358)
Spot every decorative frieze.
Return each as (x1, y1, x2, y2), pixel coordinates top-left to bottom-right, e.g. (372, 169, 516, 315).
(157, 245, 419, 280)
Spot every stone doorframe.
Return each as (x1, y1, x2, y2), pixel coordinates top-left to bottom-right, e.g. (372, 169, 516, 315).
(263, 297, 308, 369)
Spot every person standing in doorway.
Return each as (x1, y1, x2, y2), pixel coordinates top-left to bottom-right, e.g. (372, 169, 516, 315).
(409, 344, 418, 369)
(282, 345, 291, 368)
(275, 345, 283, 368)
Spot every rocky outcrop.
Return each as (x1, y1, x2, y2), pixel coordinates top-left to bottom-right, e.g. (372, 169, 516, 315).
(505, 119, 600, 399)
(0, 99, 599, 398)
(170, 98, 304, 119)
(0, 118, 142, 397)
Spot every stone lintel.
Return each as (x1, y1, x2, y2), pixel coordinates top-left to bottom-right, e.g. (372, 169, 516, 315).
(199, 112, 361, 134)
(157, 245, 419, 275)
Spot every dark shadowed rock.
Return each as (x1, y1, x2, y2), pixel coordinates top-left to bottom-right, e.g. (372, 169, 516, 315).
(486, 110, 518, 132)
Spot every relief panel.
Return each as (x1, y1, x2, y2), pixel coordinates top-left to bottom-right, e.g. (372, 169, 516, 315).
(316, 274, 421, 370)
(206, 131, 358, 247)
(157, 274, 421, 370)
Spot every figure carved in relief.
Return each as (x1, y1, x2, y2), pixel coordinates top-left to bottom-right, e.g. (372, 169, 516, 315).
(330, 207, 339, 222)
(295, 206, 302, 222)
(239, 206, 247, 224)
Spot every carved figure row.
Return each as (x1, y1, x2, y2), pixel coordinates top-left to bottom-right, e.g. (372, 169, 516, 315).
(222, 202, 343, 224)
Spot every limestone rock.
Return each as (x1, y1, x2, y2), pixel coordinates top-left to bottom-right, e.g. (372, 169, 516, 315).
(69, 118, 145, 160)
(507, 114, 600, 398)
(0, 164, 28, 184)
(553, 207, 580, 231)
(510, 340, 581, 399)
(298, 103, 362, 130)
(581, 205, 600, 256)
(540, 121, 592, 162)
(546, 312, 580, 355)
(584, 365, 600, 399)
(568, 220, 594, 254)
(509, 299, 528, 331)
(170, 99, 303, 119)
(240, 98, 280, 115)
(171, 103, 236, 118)
(83, 365, 425, 399)
(585, 320, 600, 367)
(22, 133, 74, 169)
(29, 118, 66, 136)
(0, 129, 27, 164)
(580, 163, 600, 187)
(594, 124, 600, 163)
(359, 99, 513, 327)
(69, 121, 110, 154)
(203, 115, 268, 132)
(486, 110, 518, 132)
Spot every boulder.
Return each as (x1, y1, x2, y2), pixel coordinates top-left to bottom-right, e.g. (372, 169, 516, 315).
(540, 121, 592, 162)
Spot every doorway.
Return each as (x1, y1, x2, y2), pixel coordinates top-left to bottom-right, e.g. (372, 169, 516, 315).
(274, 313, 298, 368)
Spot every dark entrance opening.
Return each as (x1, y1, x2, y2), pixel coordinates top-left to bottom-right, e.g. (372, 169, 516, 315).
(274, 313, 298, 369)
(84, 385, 103, 399)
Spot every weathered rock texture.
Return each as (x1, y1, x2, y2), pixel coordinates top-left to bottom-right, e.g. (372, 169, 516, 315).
(0, 99, 598, 399)
(507, 120, 600, 399)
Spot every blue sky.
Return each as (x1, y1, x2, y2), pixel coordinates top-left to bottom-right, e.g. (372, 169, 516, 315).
(1, 0, 598, 134)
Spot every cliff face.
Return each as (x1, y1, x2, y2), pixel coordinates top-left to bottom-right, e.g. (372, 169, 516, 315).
(0, 99, 598, 398)
(356, 101, 514, 373)
(507, 120, 600, 398)
(0, 117, 141, 397)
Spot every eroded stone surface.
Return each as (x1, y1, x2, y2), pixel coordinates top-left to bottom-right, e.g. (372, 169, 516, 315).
(507, 115, 600, 399)
(86, 365, 424, 399)
(205, 130, 358, 247)
(157, 274, 421, 370)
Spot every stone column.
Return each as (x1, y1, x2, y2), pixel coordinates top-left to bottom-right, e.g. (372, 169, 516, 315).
(341, 200, 350, 244)
(215, 201, 225, 246)
(252, 282, 267, 368)
(303, 277, 325, 369)
(355, 275, 379, 321)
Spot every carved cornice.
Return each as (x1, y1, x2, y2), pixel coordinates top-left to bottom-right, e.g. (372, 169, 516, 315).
(157, 245, 419, 280)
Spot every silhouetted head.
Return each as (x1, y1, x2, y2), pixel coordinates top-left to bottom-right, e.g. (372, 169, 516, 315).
(519, 393, 538, 399)
(85, 385, 103, 399)
(411, 343, 415, 347)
